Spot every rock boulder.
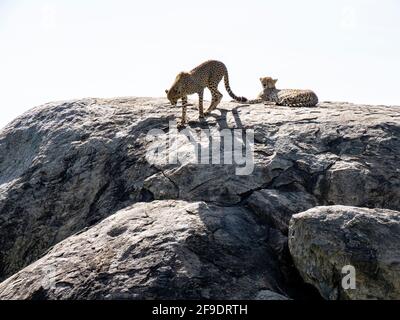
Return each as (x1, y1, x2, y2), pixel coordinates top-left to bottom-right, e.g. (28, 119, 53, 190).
(289, 205, 400, 300)
(0, 97, 399, 299)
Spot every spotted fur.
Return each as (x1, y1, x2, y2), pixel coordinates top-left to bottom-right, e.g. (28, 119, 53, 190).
(165, 60, 247, 126)
(248, 77, 318, 107)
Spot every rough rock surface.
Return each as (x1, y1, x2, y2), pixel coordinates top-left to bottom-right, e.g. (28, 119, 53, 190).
(0, 97, 399, 298)
(289, 206, 400, 300)
(247, 189, 317, 234)
(255, 290, 290, 300)
(0, 200, 298, 300)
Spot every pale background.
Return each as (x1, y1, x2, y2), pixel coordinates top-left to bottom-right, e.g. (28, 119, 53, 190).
(1, 0, 399, 129)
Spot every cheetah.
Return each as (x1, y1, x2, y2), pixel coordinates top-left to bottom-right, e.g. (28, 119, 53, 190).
(165, 60, 247, 127)
(248, 77, 318, 107)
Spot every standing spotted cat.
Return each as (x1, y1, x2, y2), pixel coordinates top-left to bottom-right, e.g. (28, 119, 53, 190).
(165, 60, 247, 126)
(249, 77, 318, 107)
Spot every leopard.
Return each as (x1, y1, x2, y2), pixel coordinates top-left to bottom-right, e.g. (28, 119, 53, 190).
(165, 60, 247, 127)
(248, 77, 318, 107)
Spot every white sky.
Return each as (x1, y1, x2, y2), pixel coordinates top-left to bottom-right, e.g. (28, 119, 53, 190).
(1, 0, 400, 129)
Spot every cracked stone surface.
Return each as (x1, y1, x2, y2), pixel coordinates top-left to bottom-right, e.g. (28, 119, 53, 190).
(255, 290, 291, 300)
(289, 206, 400, 300)
(247, 189, 317, 234)
(0, 200, 303, 299)
(0, 97, 399, 299)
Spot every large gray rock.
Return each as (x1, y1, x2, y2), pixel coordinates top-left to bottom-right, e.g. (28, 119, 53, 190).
(289, 206, 400, 300)
(255, 290, 290, 300)
(0, 200, 293, 300)
(0, 97, 399, 288)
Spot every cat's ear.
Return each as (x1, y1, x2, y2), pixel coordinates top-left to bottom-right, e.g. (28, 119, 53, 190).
(273, 79, 278, 84)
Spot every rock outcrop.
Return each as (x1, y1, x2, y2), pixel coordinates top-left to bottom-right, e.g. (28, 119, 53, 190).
(0, 97, 399, 299)
(0, 200, 295, 300)
(289, 206, 400, 300)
